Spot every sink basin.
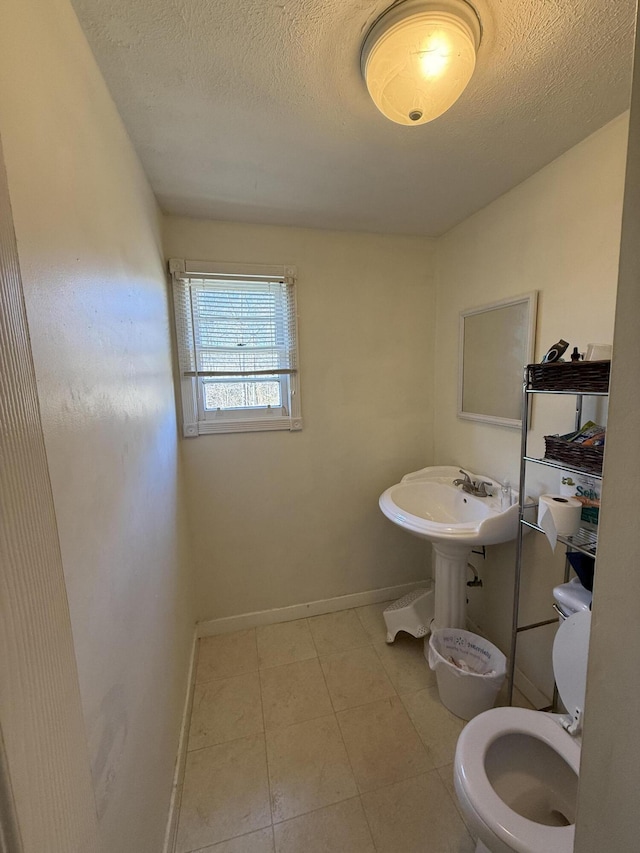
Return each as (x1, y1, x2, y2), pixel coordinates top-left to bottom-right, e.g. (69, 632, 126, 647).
(379, 466, 520, 632)
(379, 466, 518, 547)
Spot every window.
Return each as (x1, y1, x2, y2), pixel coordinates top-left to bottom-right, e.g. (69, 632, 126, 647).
(169, 259, 302, 436)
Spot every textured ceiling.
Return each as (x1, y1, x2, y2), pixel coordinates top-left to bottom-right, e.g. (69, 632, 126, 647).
(71, 0, 636, 236)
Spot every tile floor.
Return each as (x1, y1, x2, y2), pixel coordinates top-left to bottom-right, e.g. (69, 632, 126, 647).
(175, 603, 530, 853)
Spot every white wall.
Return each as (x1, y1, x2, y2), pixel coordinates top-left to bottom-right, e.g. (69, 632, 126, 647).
(0, 135, 100, 853)
(0, 1, 194, 851)
(433, 115, 628, 697)
(163, 217, 436, 621)
(576, 16, 640, 849)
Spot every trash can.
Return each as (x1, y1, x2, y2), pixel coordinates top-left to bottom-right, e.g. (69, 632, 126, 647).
(428, 628, 506, 721)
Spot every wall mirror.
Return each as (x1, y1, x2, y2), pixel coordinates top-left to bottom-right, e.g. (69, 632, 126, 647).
(458, 292, 538, 428)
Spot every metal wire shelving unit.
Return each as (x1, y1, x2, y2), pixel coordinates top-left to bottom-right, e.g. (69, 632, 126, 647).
(507, 372, 607, 706)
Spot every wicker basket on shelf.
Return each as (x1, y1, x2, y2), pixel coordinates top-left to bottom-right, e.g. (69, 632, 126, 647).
(543, 435, 604, 475)
(527, 360, 610, 393)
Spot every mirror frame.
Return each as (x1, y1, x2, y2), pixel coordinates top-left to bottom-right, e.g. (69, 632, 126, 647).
(458, 291, 538, 429)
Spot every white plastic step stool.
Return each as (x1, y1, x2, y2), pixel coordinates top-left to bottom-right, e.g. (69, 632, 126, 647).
(383, 583, 435, 643)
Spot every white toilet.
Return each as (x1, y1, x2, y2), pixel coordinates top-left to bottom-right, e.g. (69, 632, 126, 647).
(454, 609, 590, 853)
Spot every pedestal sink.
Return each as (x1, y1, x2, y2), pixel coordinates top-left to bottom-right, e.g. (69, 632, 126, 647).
(379, 466, 519, 634)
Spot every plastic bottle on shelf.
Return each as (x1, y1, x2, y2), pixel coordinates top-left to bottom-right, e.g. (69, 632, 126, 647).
(500, 480, 512, 510)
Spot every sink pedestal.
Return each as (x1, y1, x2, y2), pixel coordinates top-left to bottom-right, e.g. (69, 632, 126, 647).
(432, 542, 472, 631)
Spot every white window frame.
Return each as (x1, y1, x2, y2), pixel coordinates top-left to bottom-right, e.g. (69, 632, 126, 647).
(169, 259, 302, 436)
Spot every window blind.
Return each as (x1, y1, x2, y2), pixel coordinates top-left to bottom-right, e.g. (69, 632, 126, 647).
(171, 261, 301, 435)
(185, 279, 297, 378)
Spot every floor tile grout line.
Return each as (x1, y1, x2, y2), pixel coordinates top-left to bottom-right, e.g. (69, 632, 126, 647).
(318, 631, 353, 714)
(307, 607, 375, 657)
(181, 823, 273, 853)
(263, 767, 463, 848)
(318, 641, 401, 715)
(394, 688, 442, 768)
(210, 773, 471, 853)
(397, 693, 461, 770)
(354, 601, 397, 644)
(326, 633, 455, 795)
(327, 685, 401, 716)
(174, 640, 203, 848)
(308, 610, 376, 657)
(320, 639, 381, 715)
(357, 765, 476, 851)
(195, 627, 260, 685)
(306, 613, 322, 658)
(264, 707, 340, 736)
(317, 652, 354, 760)
(354, 603, 378, 639)
(359, 764, 444, 800)
(256, 665, 275, 831)
(318, 639, 383, 662)
(258, 653, 318, 672)
(314, 647, 380, 851)
(264, 709, 359, 827)
(369, 634, 438, 695)
(255, 617, 321, 670)
(357, 795, 381, 853)
(185, 665, 267, 753)
(323, 673, 378, 853)
(193, 666, 260, 687)
(357, 769, 436, 853)
(314, 639, 373, 657)
(334, 691, 438, 779)
(370, 638, 413, 694)
(187, 640, 274, 752)
(182, 690, 439, 761)
(271, 792, 365, 828)
(181, 730, 268, 756)
(316, 657, 378, 851)
(271, 794, 383, 852)
(434, 765, 476, 845)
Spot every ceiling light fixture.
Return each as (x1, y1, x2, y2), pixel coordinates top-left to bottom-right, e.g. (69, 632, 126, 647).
(361, 0, 481, 126)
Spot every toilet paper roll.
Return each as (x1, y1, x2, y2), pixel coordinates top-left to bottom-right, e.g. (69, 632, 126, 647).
(538, 494, 582, 550)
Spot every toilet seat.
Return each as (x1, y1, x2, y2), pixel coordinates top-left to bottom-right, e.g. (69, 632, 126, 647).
(552, 609, 591, 733)
(455, 707, 580, 853)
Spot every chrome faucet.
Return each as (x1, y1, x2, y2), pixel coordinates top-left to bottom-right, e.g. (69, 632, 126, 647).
(452, 469, 473, 488)
(453, 469, 493, 497)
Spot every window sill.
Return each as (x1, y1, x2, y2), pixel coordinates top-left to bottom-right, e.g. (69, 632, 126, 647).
(184, 417, 303, 436)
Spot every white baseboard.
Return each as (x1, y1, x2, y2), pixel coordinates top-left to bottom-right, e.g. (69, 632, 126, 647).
(162, 628, 198, 853)
(465, 616, 551, 710)
(197, 581, 427, 638)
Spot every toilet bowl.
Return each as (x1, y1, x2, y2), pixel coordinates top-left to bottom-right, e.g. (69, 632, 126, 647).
(454, 610, 590, 853)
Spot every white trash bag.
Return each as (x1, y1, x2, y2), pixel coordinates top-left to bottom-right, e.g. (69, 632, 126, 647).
(428, 628, 506, 721)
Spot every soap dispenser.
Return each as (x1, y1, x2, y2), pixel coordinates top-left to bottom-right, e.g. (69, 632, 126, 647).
(500, 480, 512, 511)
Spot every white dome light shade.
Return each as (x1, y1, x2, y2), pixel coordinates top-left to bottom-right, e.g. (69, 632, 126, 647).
(361, 0, 481, 126)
